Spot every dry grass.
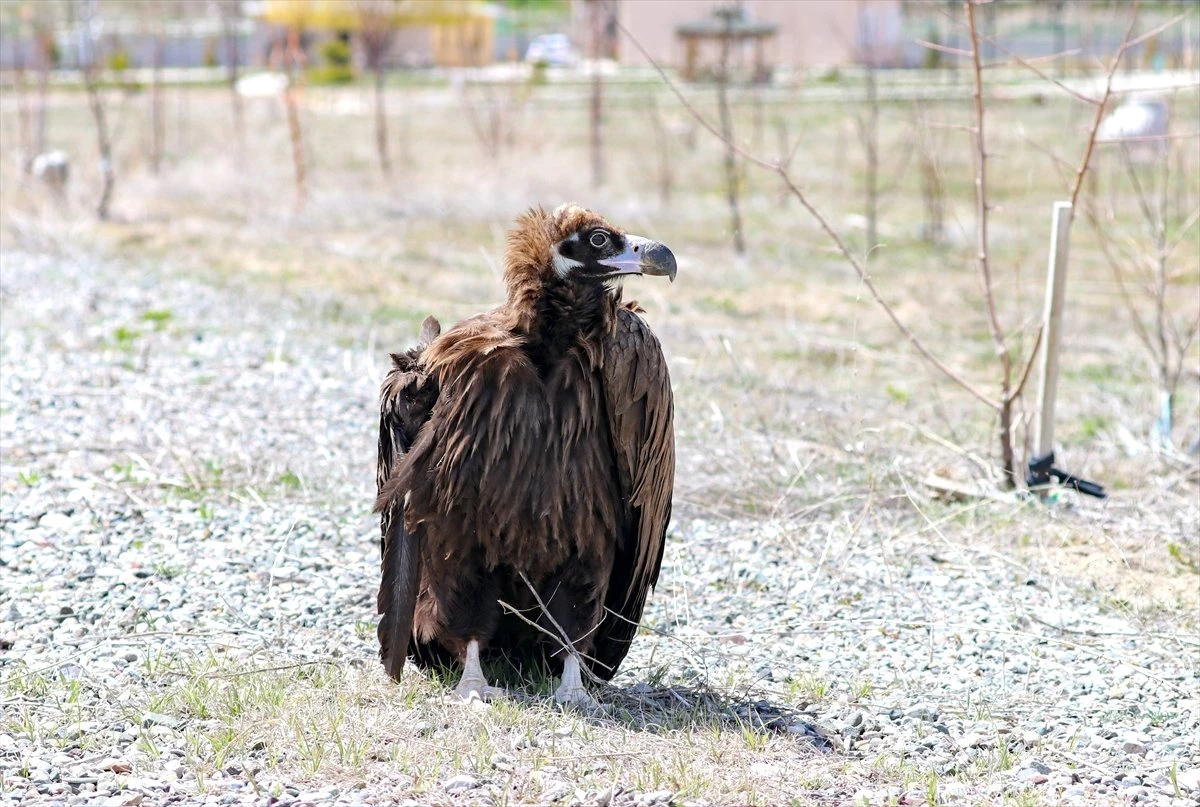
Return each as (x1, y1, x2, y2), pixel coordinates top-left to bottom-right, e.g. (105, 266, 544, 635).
(2, 71, 1197, 804)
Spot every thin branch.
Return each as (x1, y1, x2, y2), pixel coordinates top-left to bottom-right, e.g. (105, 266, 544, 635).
(516, 571, 610, 679)
(982, 48, 1081, 70)
(1018, 131, 1074, 186)
(1119, 142, 1163, 242)
(1165, 207, 1200, 258)
(1081, 201, 1162, 365)
(914, 39, 973, 59)
(1009, 325, 1044, 403)
(979, 38, 1098, 106)
(1124, 11, 1191, 52)
(1102, 130, 1200, 144)
(612, 8, 1000, 411)
(1069, 3, 1141, 208)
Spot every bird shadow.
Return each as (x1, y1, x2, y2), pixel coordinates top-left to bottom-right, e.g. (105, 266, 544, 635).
(414, 647, 835, 752)
(585, 682, 838, 752)
(455, 657, 837, 752)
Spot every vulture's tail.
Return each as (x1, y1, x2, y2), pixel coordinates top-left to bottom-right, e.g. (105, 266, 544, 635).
(378, 509, 421, 681)
(375, 314, 440, 682)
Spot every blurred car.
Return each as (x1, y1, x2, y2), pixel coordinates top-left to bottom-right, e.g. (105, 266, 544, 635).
(524, 34, 579, 67)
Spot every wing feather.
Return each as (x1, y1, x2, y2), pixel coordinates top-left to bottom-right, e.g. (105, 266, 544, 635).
(591, 305, 675, 678)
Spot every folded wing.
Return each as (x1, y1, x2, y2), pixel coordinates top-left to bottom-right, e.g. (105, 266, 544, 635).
(591, 304, 675, 678)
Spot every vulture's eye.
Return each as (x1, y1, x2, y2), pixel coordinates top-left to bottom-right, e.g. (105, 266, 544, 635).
(588, 230, 610, 249)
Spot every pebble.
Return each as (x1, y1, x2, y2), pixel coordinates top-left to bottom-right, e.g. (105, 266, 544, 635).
(444, 775, 478, 794)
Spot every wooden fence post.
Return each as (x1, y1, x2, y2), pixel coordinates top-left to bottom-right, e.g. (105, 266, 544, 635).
(1032, 201, 1073, 494)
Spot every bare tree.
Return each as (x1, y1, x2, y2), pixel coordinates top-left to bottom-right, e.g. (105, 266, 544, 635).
(1084, 128, 1199, 451)
(358, 0, 398, 179)
(587, 0, 606, 188)
(220, 0, 245, 149)
(150, 3, 166, 174)
(10, 5, 33, 167)
(272, 26, 309, 208)
(32, 9, 52, 156)
(963, 0, 1024, 485)
(913, 107, 946, 245)
(715, 8, 745, 254)
(854, 7, 881, 250)
(461, 80, 534, 161)
(75, 0, 115, 219)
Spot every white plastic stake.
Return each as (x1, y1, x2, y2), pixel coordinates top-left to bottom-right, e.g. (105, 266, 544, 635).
(1034, 201, 1074, 465)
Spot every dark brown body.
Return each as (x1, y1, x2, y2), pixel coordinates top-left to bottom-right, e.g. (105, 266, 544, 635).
(375, 206, 675, 685)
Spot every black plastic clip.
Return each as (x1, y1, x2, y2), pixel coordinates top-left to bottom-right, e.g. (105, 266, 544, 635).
(1026, 452, 1106, 499)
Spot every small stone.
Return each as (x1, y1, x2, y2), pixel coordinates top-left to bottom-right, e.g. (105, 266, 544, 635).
(541, 782, 571, 803)
(444, 774, 478, 794)
(1123, 740, 1149, 756)
(139, 712, 179, 730)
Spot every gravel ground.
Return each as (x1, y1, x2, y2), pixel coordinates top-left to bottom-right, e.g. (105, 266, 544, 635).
(2, 248, 1198, 806)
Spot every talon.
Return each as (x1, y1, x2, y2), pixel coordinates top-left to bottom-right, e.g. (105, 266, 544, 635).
(453, 679, 506, 702)
(554, 684, 597, 709)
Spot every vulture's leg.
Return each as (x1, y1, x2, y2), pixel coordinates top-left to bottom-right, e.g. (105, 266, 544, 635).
(553, 652, 597, 709)
(452, 639, 505, 702)
(539, 568, 602, 709)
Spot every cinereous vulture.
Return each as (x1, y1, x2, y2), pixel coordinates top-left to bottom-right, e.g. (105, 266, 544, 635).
(374, 204, 676, 706)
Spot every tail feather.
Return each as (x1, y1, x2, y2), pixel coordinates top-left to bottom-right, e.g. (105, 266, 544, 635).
(378, 509, 421, 681)
(375, 315, 440, 682)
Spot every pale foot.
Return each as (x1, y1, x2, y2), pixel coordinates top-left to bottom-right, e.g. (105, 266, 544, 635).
(452, 676, 507, 702)
(450, 639, 506, 703)
(553, 653, 598, 709)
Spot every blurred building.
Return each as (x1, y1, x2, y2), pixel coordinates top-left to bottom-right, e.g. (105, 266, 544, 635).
(578, 0, 904, 71)
(259, 0, 497, 67)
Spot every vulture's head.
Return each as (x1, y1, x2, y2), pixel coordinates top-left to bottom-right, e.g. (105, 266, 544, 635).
(504, 205, 677, 301)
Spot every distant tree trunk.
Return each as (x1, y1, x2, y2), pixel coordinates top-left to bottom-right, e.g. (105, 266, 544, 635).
(34, 27, 50, 155)
(358, 0, 396, 180)
(373, 64, 391, 178)
(859, 55, 880, 250)
(588, 0, 604, 188)
(282, 28, 308, 208)
(14, 34, 32, 167)
(221, 0, 244, 150)
(716, 27, 745, 254)
(1052, 0, 1067, 77)
(915, 109, 945, 245)
(151, 28, 165, 174)
(83, 65, 115, 219)
(75, 0, 115, 219)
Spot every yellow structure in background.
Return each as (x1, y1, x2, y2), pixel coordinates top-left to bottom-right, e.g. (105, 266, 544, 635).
(259, 0, 496, 66)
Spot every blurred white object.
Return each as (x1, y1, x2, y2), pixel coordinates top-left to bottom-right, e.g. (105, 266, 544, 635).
(1097, 97, 1170, 145)
(31, 150, 69, 192)
(236, 72, 289, 98)
(524, 34, 578, 67)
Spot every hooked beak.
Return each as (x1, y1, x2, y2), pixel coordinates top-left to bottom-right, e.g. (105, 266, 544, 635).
(598, 235, 677, 282)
